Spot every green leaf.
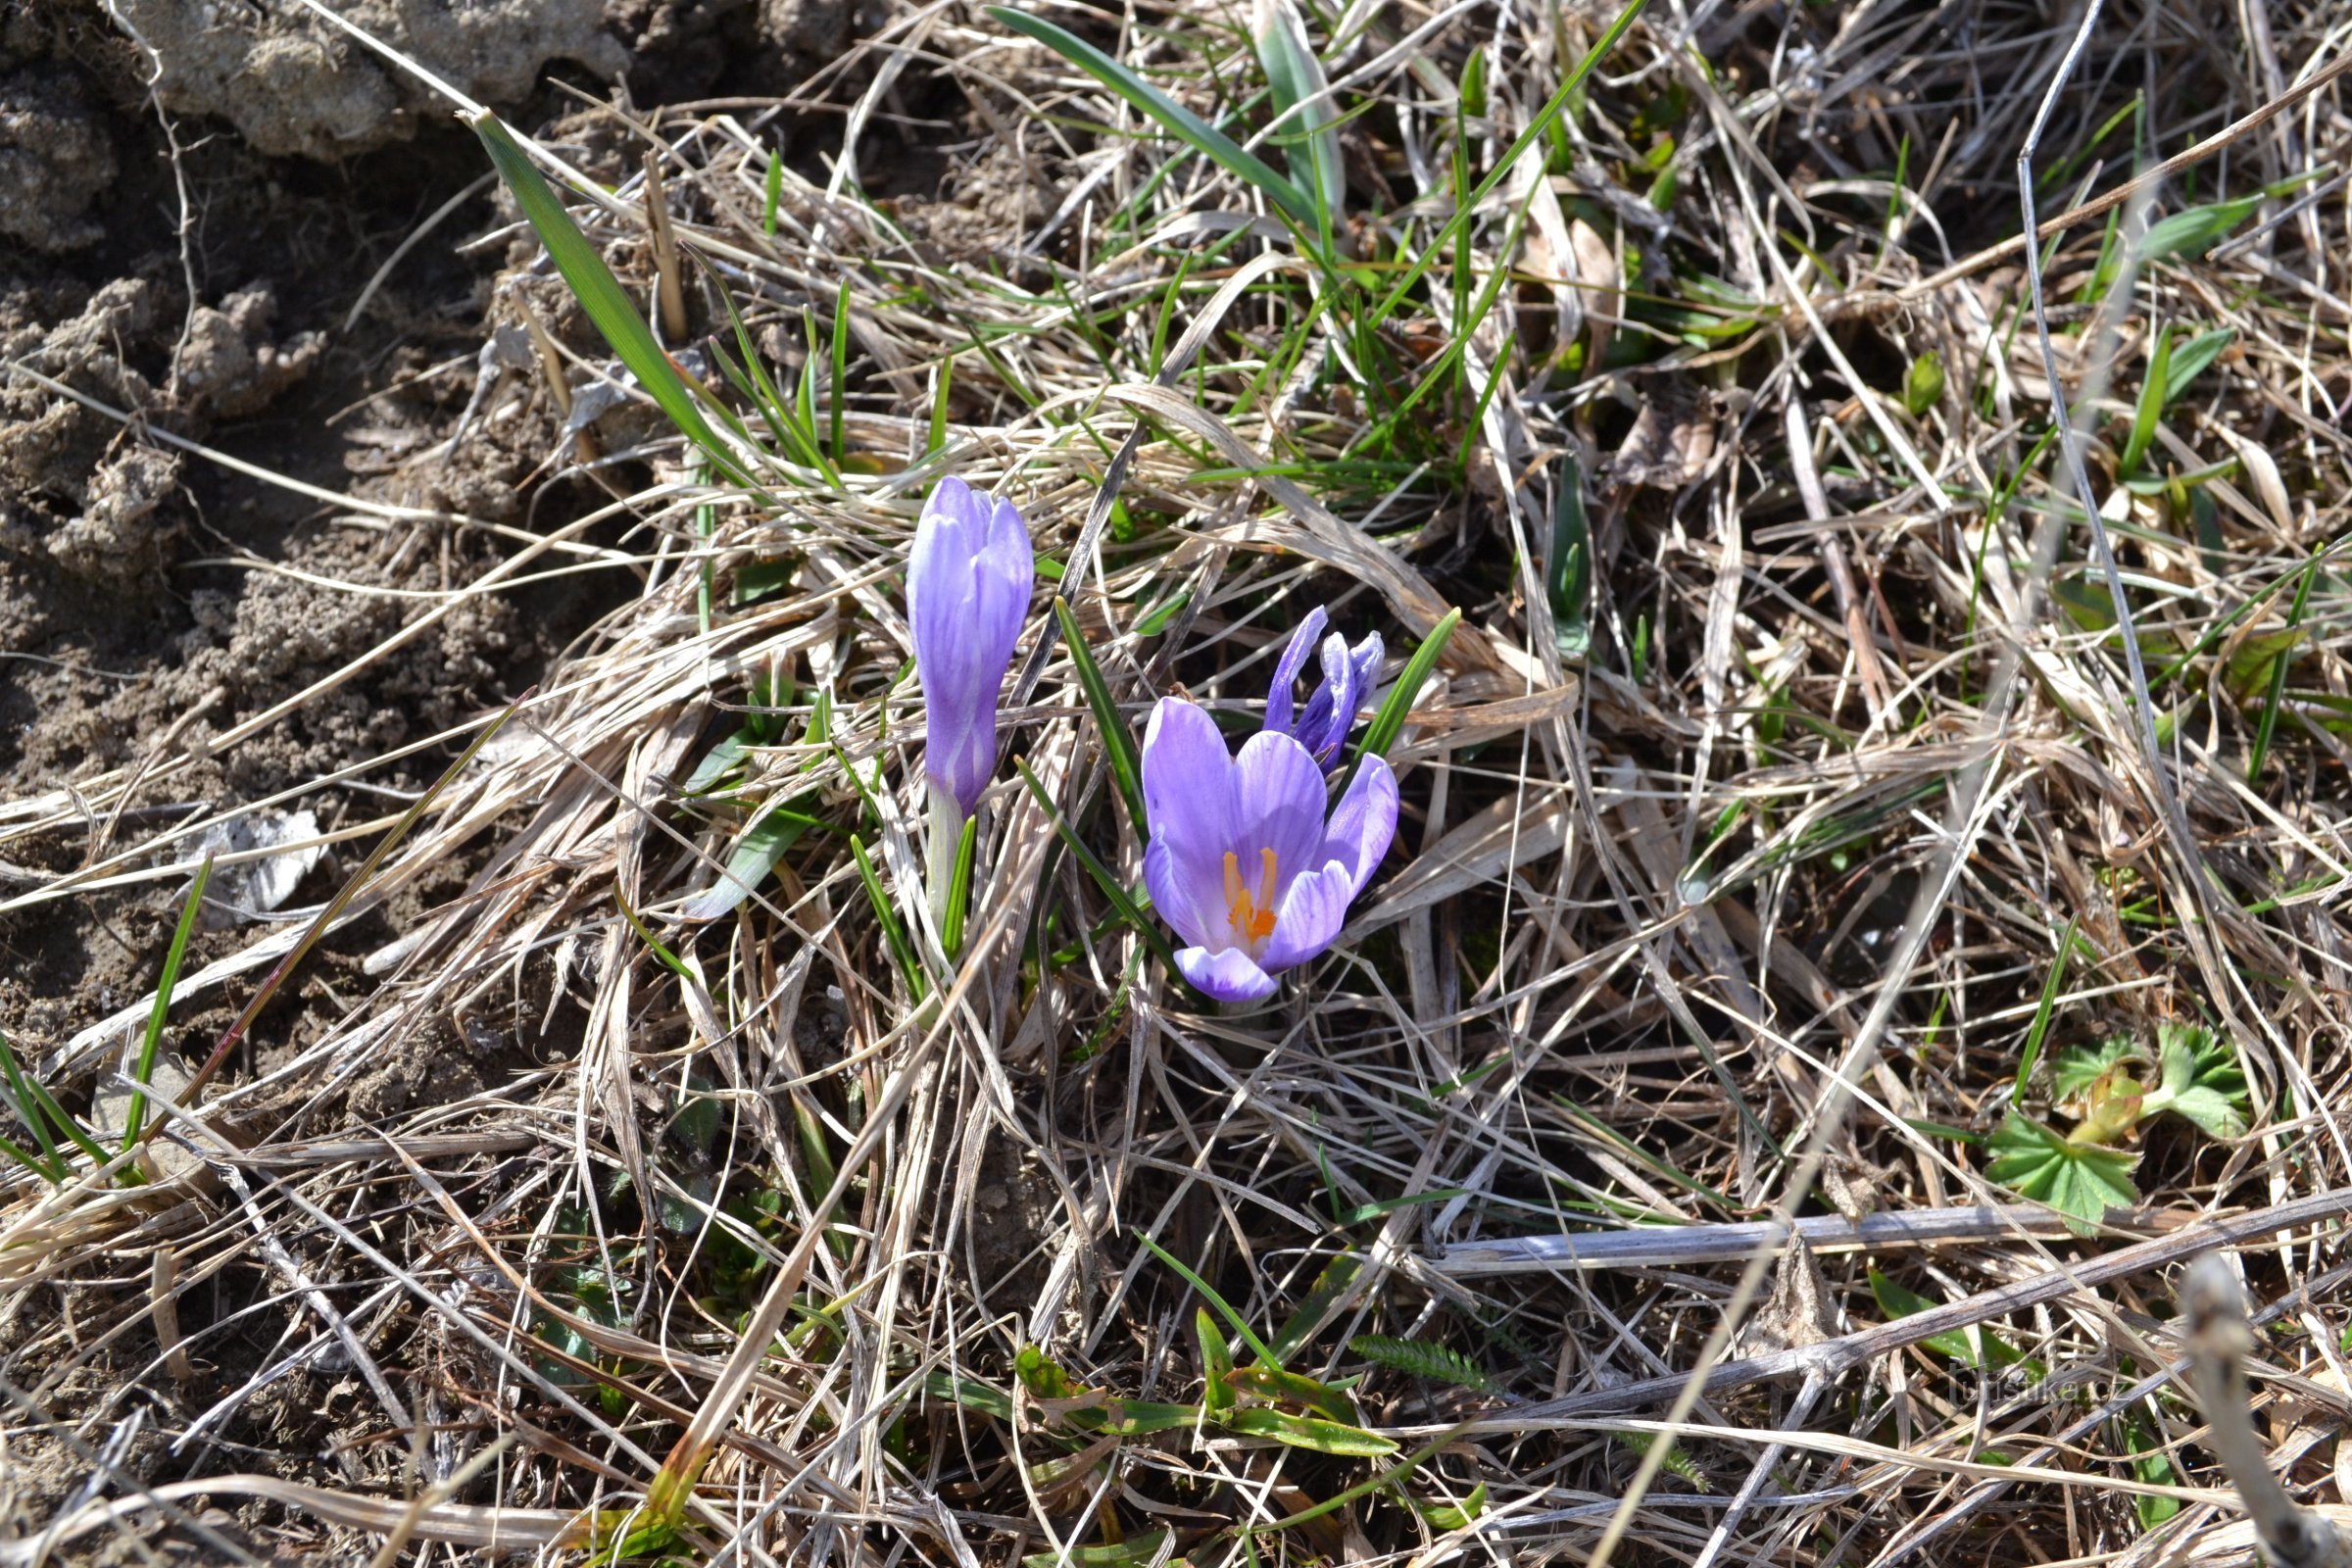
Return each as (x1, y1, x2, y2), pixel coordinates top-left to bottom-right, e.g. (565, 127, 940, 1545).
(988, 8, 1315, 225)
(1349, 1334, 1493, 1392)
(941, 811, 978, 959)
(2125, 1416, 2182, 1532)
(1415, 1482, 1488, 1532)
(2135, 192, 2266, 265)
(2149, 1021, 2249, 1140)
(2120, 325, 2172, 475)
(1135, 1230, 1278, 1366)
(1053, 597, 1147, 839)
(1986, 1113, 2139, 1237)
(1346, 608, 1459, 783)
(1868, 1269, 2026, 1369)
(1225, 1406, 1397, 1455)
(1253, 0, 1346, 228)
(1267, 1250, 1361, 1367)
(1199, 1307, 1237, 1415)
(1901, 350, 1945, 416)
(466, 113, 758, 490)
(123, 853, 213, 1154)
(1459, 48, 1487, 119)
(1020, 1531, 1170, 1568)
(2163, 328, 2233, 404)
(850, 834, 924, 999)
(681, 729, 755, 796)
(2015, 909, 2083, 1106)
(681, 803, 813, 921)
(2054, 1035, 2137, 1104)
(1226, 1363, 1358, 1425)
(1013, 759, 1188, 988)
(1547, 454, 1591, 660)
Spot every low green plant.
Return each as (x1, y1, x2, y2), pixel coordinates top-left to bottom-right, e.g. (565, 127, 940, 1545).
(1988, 1021, 2249, 1234)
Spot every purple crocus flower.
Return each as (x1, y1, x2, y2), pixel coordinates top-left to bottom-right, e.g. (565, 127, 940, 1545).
(1142, 698, 1398, 1003)
(907, 475, 1034, 821)
(1264, 607, 1383, 771)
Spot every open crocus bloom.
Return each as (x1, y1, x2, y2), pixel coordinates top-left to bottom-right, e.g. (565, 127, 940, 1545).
(1263, 606, 1383, 772)
(1142, 698, 1398, 1003)
(907, 475, 1034, 821)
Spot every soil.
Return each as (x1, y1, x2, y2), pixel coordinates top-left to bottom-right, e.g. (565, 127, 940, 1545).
(0, 0, 871, 1066)
(0, 0, 864, 1539)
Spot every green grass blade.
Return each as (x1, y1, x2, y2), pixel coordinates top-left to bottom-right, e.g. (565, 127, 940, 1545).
(123, 854, 214, 1152)
(2014, 911, 2082, 1105)
(1053, 598, 1147, 837)
(942, 813, 978, 959)
(2119, 326, 2171, 475)
(0, 1031, 65, 1180)
(1013, 760, 1187, 987)
(1341, 608, 1459, 793)
(829, 278, 851, 465)
(467, 112, 760, 490)
(1546, 452, 1591, 659)
(1252, 0, 1345, 228)
(2249, 546, 2320, 783)
(11, 1051, 110, 1174)
(850, 834, 925, 999)
(1135, 1230, 1280, 1366)
(988, 8, 1316, 225)
(762, 151, 783, 236)
(1368, 0, 1648, 329)
(927, 355, 955, 456)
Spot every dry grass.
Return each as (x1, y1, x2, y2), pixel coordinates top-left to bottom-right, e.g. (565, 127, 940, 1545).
(5, 0, 2352, 1563)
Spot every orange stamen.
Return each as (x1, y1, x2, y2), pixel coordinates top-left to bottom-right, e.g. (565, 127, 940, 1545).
(1220, 849, 1281, 945)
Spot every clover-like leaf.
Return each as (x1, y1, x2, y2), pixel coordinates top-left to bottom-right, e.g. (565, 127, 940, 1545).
(2054, 1035, 2138, 1105)
(2149, 1021, 2249, 1141)
(1987, 1113, 2140, 1237)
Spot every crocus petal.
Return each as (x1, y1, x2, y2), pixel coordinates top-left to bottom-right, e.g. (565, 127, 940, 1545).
(1256, 862, 1353, 972)
(908, 478, 1035, 817)
(969, 495, 1035, 658)
(1294, 630, 1356, 760)
(1263, 607, 1327, 739)
(1174, 945, 1278, 1003)
(1142, 699, 1237, 867)
(1145, 835, 1229, 955)
(1319, 755, 1398, 890)
(1230, 731, 1330, 897)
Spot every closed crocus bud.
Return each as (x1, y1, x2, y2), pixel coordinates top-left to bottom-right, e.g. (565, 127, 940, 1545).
(1264, 607, 1383, 772)
(907, 476, 1034, 821)
(1141, 698, 1398, 1003)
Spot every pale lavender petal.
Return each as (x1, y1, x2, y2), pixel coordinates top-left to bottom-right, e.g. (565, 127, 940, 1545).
(969, 495, 1035, 658)
(1319, 755, 1398, 891)
(1145, 835, 1229, 955)
(909, 478, 1035, 817)
(1257, 862, 1352, 971)
(1142, 699, 1237, 866)
(1263, 607, 1327, 739)
(1174, 945, 1278, 1003)
(1348, 631, 1385, 697)
(1294, 630, 1356, 760)
(1230, 731, 1329, 898)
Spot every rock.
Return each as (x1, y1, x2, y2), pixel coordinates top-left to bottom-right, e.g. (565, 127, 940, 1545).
(106, 0, 627, 161)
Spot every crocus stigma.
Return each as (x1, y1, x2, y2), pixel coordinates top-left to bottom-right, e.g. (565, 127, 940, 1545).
(1264, 606, 1383, 771)
(907, 475, 1034, 822)
(1142, 698, 1398, 1003)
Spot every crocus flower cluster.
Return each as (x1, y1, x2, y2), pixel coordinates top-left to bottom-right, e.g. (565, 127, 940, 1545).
(1141, 701, 1397, 1003)
(903, 474, 1396, 1000)
(907, 476, 1034, 824)
(1263, 607, 1382, 772)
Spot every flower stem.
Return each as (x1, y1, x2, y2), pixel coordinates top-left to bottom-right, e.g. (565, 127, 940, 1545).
(925, 786, 964, 942)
